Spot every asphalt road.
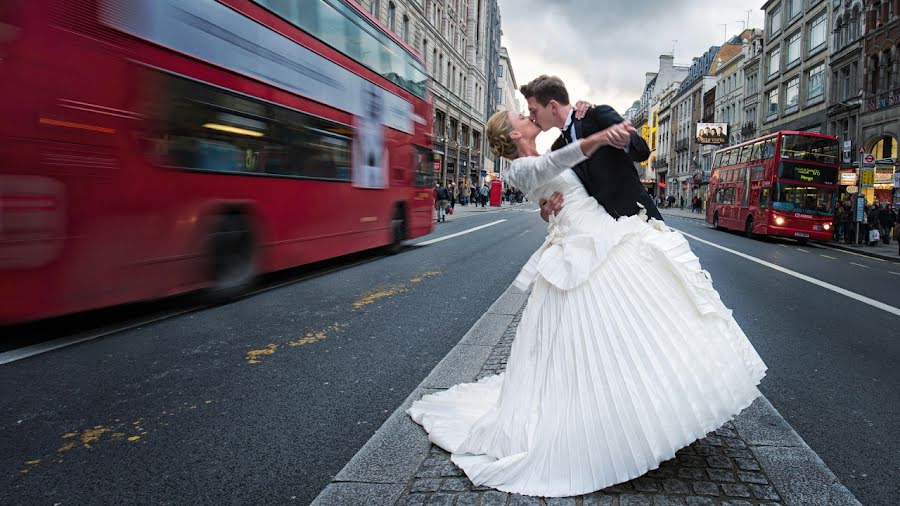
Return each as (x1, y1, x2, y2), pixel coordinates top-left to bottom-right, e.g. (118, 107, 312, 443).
(1, 205, 898, 505)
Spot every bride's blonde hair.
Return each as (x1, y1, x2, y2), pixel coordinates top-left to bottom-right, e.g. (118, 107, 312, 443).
(486, 111, 518, 160)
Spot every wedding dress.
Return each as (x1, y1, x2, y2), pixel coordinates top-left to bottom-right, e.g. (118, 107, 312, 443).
(407, 141, 767, 498)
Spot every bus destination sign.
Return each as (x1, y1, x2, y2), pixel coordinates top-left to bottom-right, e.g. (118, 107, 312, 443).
(779, 162, 837, 185)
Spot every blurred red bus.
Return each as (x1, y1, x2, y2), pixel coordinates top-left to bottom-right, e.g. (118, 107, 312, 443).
(706, 131, 840, 244)
(0, 0, 435, 324)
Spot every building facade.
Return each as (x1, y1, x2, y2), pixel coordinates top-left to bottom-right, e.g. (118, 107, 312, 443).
(482, 0, 503, 179)
(495, 46, 520, 181)
(760, 0, 832, 134)
(670, 47, 719, 207)
(742, 29, 766, 140)
(358, 0, 492, 188)
(860, 0, 900, 206)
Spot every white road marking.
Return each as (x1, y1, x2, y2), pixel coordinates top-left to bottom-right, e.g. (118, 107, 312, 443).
(820, 255, 837, 260)
(528, 209, 541, 213)
(891, 272, 900, 276)
(0, 309, 194, 365)
(850, 262, 871, 269)
(413, 220, 507, 246)
(814, 243, 887, 262)
(676, 229, 900, 317)
(797, 248, 810, 253)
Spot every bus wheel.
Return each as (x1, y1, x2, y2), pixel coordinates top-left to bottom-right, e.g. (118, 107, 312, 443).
(745, 216, 756, 239)
(207, 213, 257, 300)
(713, 212, 722, 230)
(386, 205, 407, 255)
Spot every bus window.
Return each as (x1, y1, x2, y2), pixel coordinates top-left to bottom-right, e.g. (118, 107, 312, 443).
(723, 187, 735, 205)
(762, 138, 776, 158)
(750, 166, 765, 181)
(751, 141, 763, 161)
(740, 146, 752, 164)
(713, 151, 723, 168)
(759, 187, 770, 208)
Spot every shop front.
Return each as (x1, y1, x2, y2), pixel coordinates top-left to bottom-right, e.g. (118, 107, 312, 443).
(839, 164, 897, 205)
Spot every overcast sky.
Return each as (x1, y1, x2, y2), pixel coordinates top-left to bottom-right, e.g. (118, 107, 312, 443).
(498, 0, 766, 150)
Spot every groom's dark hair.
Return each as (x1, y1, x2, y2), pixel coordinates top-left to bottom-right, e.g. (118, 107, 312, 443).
(520, 75, 570, 107)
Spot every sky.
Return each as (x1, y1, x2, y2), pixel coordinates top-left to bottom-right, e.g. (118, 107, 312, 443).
(498, 0, 766, 150)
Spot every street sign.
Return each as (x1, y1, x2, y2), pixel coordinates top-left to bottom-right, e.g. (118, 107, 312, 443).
(843, 140, 852, 150)
(863, 153, 876, 166)
(855, 196, 866, 222)
(846, 185, 859, 194)
(858, 146, 865, 155)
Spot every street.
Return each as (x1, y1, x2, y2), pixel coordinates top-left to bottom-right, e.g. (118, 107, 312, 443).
(2, 206, 899, 505)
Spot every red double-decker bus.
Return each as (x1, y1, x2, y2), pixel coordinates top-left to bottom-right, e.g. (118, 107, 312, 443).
(0, 0, 435, 324)
(705, 131, 840, 244)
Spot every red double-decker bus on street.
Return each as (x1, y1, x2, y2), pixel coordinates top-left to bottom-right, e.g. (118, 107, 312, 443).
(0, 0, 435, 324)
(705, 131, 840, 244)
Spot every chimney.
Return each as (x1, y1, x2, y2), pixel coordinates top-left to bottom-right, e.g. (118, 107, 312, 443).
(660, 54, 674, 71)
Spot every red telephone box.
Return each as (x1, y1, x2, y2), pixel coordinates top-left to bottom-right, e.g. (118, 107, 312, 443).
(490, 179, 503, 207)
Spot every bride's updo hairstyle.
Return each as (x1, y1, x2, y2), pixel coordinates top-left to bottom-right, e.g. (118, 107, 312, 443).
(486, 111, 518, 160)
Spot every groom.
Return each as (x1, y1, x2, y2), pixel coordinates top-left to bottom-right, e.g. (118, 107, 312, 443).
(520, 76, 663, 223)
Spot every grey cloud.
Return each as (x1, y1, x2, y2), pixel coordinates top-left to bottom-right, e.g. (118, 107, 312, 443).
(501, 0, 766, 111)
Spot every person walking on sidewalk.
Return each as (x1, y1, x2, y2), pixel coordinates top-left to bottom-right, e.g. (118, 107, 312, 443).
(434, 183, 450, 222)
(409, 103, 765, 498)
(449, 181, 457, 211)
(879, 203, 894, 245)
(835, 203, 847, 243)
(479, 183, 489, 207)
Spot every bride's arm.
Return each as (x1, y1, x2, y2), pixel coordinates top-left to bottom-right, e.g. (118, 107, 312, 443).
(505, 124, 633, 193)
(504, 142, 586, 193)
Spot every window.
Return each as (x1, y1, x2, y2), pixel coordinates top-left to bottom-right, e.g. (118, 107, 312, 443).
(788, 0, 803, 20)
(402, 15, 409, 41)
(751, 141, 763, 160)
(769, 4, 783, 34)
(786, 32, 801, 65)
(807, 63, 825, 100)
(784, 77, 800, 110)
(762, 138, 777, 158)
(750, 166, 766, 181)
(414, 147, 435, 187)
(766, 89, 779, 117)
(809, 13, 826, 51)
(768, 47, 781, 77)
(773, 184, 835, 215)
(498, 64, 503, 78)
(387, 2, 395, 32)
(253, 0, 426, 98)
(370, 0, 380, 17)
(740, 146, 752, 164)
(142, 69, 352, 181)
(759, 187, 770, 208)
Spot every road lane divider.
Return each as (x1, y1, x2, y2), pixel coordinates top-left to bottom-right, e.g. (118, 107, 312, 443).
(675, 229, 900, 318)
(412, 220, 507, 246)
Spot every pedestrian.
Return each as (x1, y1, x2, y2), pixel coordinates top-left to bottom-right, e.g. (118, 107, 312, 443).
(449, 181, 457, 210)
(434, 182, 450, 222)
(480, 183, 489, 207)
(878, 202, 893, 245)
(680, 195, 685, 210)
(867, 203, 880, 245)
(835, 203, 847, 243)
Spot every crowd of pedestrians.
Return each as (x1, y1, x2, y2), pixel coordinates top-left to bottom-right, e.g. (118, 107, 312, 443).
(834, 200, 898, 253)
(434, 180, 525, 223)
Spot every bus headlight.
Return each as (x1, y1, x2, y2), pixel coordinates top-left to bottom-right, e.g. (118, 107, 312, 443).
(823, 223, 831, 231)
(774, 216, 785, 226)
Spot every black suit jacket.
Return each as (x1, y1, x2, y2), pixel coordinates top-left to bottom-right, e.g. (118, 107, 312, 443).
(552, 105, 663, 222)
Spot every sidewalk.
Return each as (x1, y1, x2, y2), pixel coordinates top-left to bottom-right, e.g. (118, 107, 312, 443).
(312, 284, 861, 506)
(659, 208, 900, 263)
(436, 201, 533, 223)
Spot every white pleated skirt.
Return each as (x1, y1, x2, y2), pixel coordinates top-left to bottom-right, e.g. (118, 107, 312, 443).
(407, 210, 767, 498)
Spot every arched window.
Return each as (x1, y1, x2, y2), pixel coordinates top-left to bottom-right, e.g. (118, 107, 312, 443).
(370, 0, 380, 18)
(388, 2, 396, 32)
(402, 15, 410, 41)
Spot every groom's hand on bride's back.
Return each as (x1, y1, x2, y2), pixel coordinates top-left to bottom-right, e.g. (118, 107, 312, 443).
(539, 192, 564, 222)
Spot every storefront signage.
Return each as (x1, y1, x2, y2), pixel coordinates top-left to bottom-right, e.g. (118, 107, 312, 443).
(866, 92, 900, 112)
(874, 169, 894, 185)
(840, 170, 858, 185)
(846, 185, 859, 194)
(779, 162, 837, 185)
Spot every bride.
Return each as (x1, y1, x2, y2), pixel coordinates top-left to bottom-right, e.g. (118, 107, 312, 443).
(407, 109, 767, 498)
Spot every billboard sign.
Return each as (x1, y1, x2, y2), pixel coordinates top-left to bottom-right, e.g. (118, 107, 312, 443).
(696, 123, 728, 144)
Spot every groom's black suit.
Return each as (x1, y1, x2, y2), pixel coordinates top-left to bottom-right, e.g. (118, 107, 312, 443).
(551, 106, 663, 222)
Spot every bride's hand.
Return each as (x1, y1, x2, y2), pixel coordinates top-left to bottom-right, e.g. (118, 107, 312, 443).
(580, 123, 634, 156)
(574, 100, 592, 120)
